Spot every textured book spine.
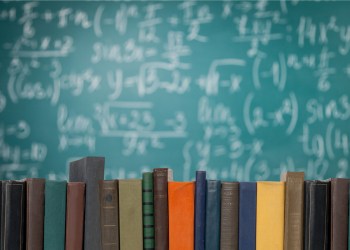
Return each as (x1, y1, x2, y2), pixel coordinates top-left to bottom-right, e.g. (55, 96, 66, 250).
(69, 157, 105, 250)
(238, 182, 256, 250)
(194, 171, 206, 250)
(66, 182, 85, 250)
(168, 182, 195, 250)
(281, 172, 304, 250)
(44, 181, 67, 250)
(0, 181, 3, 249)
(220, 182, 239, 250)
(1, 181, 26, 250)
(205, 180, 221, 250)
(119, 180, 143, 250)
(331, 178, 349, 250)
(26, 178, 45, 250)
(256, 182, 285, 250)
(100, 180, 119, 250)
(142, 172, 155, 250)
(153, 168, 169, 250)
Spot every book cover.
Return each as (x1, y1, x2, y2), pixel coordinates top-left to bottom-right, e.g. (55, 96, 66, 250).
(65, 182, 85, 250)
(256, 181, 285, 250)
(168, 181, 195, 250)
(69, 156, 105, 250)
(119, 179, 143, 250)
(205, 180, 221, 250)
(142, 172, 155, 250)
(44, 180, 67, 250)
(100, 180, 119, 250)
(194, 171, 206, 250)
(238, 182, 256, 250)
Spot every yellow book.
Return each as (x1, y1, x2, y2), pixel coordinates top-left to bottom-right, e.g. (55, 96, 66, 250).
(256, 181, 285, 250)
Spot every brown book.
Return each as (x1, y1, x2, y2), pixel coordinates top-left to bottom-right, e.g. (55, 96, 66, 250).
(220, 182, 239, 250)
(153, 168, 169, 250)
(331, 178, 349, 250)
(100, 180, 119, 250)
(281, 172, 304, 250)
(65, 182, 85, 250)
(26, 178, 45, 250)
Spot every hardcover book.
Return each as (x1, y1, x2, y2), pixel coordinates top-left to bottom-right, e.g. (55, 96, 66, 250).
(194, 171, 206, 250)
(142, 172, 155, 250)
(205, 180, 221, 250)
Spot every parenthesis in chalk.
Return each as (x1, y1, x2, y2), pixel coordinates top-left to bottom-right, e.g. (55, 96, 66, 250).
(286, 92, 298, 135)
(244, 92, 255, 135)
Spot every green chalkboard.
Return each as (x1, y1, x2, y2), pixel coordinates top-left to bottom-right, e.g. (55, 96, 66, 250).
(1, 1, 350, 181)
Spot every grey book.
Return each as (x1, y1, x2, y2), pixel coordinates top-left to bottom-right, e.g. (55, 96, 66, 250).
(69, 157, 105, 250)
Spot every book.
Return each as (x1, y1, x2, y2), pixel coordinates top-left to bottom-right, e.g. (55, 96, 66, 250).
(1, 180, 26, 250)
(205, 180, 221, 250)
(238, 182, 256, 250)
(281, 172, 304, 250)
(69, 156, 105, 250)
(142, 172, 155, 250)
(26, 178, 45, 250)
(65, 182, 85, 250)
(331, 178, 349, 250)
(194, 171, 206, 250)
(100, 180, 119, 250)
(220, 182, 239, 250)
(168, 181, 195, 250)
(44, 180, 67, 250)
(256, 181, 285, 250)
(153, 168, 169, 250)
(119, 179, 143, 250)
(304, 180, 330, 250)
(0, 181, 3, 248)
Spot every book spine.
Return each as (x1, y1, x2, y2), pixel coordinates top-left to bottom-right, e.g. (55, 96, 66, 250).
(238, 182, 256, 250)
(194, 171, 206, 250)
(66, 182, 85, 250)
(205, 180, 221, 250)
(220, 182, 239, 250)
(153, 168, 169, 250)
(142, 172, 155, 250)
(26, 178, 45, 250)
(100, 180, 119, 250)
(69, 157, 105, 250)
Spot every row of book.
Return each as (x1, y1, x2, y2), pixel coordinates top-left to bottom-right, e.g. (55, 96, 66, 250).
(0, 156, 349, 250)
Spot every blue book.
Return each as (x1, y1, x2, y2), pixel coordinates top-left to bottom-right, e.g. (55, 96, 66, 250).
(238, 182, 257, 250)
(195, 171, 206, 250)
(205, 180, 221, 250)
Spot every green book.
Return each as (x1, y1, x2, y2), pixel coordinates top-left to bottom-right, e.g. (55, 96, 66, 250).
(119, 179, 143, 250)
(44, 180, 67, 250)
(142, 172, 155, 249)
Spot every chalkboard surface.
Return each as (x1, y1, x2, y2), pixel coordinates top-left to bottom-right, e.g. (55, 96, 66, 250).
(1, 1, 350, 181)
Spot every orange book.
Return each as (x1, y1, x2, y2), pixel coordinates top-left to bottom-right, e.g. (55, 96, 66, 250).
(168, 181, 195, 250)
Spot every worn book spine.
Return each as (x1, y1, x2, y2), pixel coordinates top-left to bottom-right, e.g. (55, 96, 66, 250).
(65, 182, 85, 250)
(142, 172, 155, 250)
(119, 179, 143, 250)
(238, 182, 256, 250)
(331, 178, 349, 250)
(256, 182, 285, 250)
(69, 156, 105, 250)
(304, 180, 331, 250)
(281, 172, 304, 250)
(1, 181, 26, 250)
(100, 180, 119, 250)
(168, 181, 195, 250)
(153, 168, 169, 250)
(205, 180, 221, 250)
(194, 171, 206, 250)
(44, 180, 67, 250)
(220, 182, 239, 250)
(26, 178, 45, 250)
(0, 181, 3, 248)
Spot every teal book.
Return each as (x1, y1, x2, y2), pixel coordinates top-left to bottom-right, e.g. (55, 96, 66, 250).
(142, 172, 155, 250)
(44, 180, 67, 250)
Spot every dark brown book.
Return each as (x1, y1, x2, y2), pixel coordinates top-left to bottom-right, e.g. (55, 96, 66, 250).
(65, 182, 85, 250)
(220, 182, 239, 250)
(153, 168, 169, 250)
(281, 172, 304, 250)
(26, 178, 45, 250)
(331, 178, 349, 250)
(100, 180, 119, 250)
